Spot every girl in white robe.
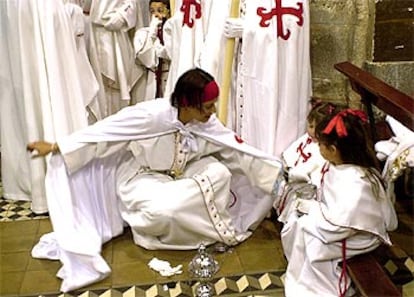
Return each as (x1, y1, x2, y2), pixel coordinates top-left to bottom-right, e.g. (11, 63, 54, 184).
(275, 101, 346, 224)
(27, 68, 283, 292)
(282, 109, 398, 297)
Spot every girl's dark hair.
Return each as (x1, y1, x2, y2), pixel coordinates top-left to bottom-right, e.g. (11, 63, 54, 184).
(307, 100, 348, 125)
(170, 68, 215, 111)
(316, 112, 380, 170)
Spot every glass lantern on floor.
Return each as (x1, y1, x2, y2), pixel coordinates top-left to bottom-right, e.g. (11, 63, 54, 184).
(188, 243, 220, 297)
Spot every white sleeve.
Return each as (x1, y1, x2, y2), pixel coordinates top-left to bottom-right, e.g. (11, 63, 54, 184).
(116, 0, 137, 30)
(133, 28, 158, 69)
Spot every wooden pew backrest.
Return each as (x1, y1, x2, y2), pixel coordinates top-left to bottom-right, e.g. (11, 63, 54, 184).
(334, 61, 414, 141)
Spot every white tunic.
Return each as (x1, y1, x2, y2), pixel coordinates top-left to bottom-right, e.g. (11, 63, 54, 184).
(275, 133, 326, 223)
(163, 0, 231, 97)
(64, 2, 101, 121)
(229, 0, 312, 157)
(282, 133, 325, 186)
(32, 99, 282, 292)
(0, 0, 89, 213)
(282, 164, 398, 297)
(375, 115, 414, 202)
(117, 133, 278, 249)
(87, 0, 143, 115)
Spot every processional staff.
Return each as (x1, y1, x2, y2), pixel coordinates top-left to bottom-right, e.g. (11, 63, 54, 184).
(169, 0, 175, 15)
(218, 0, 240, 125)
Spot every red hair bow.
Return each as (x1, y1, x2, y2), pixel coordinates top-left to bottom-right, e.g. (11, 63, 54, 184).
(322, 109, 367, 137)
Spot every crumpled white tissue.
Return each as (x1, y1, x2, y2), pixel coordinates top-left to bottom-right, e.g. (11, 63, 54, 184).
(148, 257, 183, 276)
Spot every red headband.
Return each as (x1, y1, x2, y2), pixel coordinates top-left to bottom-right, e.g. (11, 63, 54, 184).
(203, 80, 220, 102)
(322, 109, 368, 137)
(181, 80, 219, 106)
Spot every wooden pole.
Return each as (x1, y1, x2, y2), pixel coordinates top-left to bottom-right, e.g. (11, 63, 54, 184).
(170, 0, 175, 16)
(218, 0, 240, 125)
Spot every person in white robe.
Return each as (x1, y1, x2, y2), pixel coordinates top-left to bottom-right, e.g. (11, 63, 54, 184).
(281, 109, 398, 297)
(374, 115, 414, 202)
(0, 0, 90, 213)
(275, 101, 347, 223)
(224, 0, 312, 157)
(27, 68, 284, 292)
(133, 0, 171, 101)
(85, 0, 143, 115)
(162, 0, 232, 97)
(64, 1, 101, 123)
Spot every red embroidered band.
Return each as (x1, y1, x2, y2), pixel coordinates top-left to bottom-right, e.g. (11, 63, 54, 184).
(322, 109, 367, 137)
(181, 80, 219, 106)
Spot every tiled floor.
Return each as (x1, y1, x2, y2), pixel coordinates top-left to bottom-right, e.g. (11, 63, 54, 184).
(1, 189, 413, 297)
(0, 197, 287, 297)
(0, 199, 49, 221)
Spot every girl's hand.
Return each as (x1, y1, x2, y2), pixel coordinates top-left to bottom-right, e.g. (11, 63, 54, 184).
(26, 141, 58, 158)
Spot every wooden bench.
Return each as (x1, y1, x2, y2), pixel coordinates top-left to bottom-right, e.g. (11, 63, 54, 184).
(346, 253, 401, 297)
(334, 61, 414, 297)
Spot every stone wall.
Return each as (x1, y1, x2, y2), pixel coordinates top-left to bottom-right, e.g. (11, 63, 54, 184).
(309, 0, 376, 107)
(365, 61, 414, 97)
(309, 0, 413, 106)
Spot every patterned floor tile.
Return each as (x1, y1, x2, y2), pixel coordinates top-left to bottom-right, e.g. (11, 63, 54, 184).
(29, 271, 285, 297)
(0, 198, 49, 221)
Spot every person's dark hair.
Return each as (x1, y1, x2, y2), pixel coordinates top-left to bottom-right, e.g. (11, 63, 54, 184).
(149, 0, 170, 11)
(307, 100, 348, 125)
(170, 68, 215, 111)
(315, 110, 380, 170)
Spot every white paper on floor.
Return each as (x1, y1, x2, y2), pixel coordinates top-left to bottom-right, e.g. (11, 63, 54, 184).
(148, 257, 183, 276)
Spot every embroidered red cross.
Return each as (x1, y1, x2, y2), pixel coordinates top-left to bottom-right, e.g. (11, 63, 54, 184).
(294, 136, 312, 166)
(180, 0, 202, 28)
(257, 0, 304, 40)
